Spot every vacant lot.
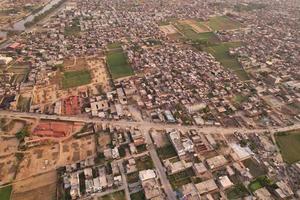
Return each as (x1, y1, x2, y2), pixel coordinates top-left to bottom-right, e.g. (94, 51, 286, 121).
(106, 49, 134, 80)
(204, 42, 249, 80)
(61, 69, 91, 89)
(127, 171, 139, 184)
(64, 18, 81, 36)
(205, 16, 242, 31)
(130, 191, 146, 200)
(183, 20, 211, 33)
(107, 42, 122, 50)
(7, 65, 29, 85)
(135, 155, 154, 171)
(159, 24, 178, 35)
(248, 176, 271, 192)
(16, 144, 60, 179)
(98, 190, 126, 200)
(243, 158, 266, 178)
(157, 144, 177, 160)
(17, 95, 31, 112)
(226, 183, 249, 200)
(58, 135, 96, 166)
(168, 168, 195, 189)
(174, 21, 198, 39)
(275, 130, 300, 164)
(12, 171, 57, 200)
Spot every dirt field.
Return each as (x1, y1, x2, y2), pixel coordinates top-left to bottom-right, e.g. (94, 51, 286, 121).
(150, 130, 170, 148)
(58, 135, 96, 165)
(63, 57, 88, 71)
(1, 119, 26, 135)
(0, 155, 18, 184)
(0, 137, 19, 156)
(16, 144, 60, 179)
(12, 170, 57, 200)
(98, 133, 111, 151)
(181, 20, 211, 33)
(159, 25, 178, 35)
(87, 58, 111, 94)
(32, 84, 61, 105)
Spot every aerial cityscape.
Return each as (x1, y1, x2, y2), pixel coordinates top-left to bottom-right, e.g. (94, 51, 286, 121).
(0, 0, 299, 200)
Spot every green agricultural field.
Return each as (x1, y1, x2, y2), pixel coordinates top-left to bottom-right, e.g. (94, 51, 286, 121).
(62, 69, 91, 89)
(106, 50, 134, 79)
(173, 22, 199, 40)
(98, 190, 125, 200)
(0, 185, 12, 200)
(206, 16, 242, 31)
(107, 42, 122, 50)
(275, 130, 300, 164)
(204, 42, 249, 80)
(173, 22, 218, 43)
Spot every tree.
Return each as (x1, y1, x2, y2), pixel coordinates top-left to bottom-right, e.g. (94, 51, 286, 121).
(16, 128, 29, 141)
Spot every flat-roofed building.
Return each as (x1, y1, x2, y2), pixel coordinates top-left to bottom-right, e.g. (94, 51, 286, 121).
(182, 183, 201, 200)
(206, 155, 227, 170)
(195, 179, 218, 195)
(254, 187, 274, 200)
(169, 130, 185, 157)
(218, 176, 233, 189)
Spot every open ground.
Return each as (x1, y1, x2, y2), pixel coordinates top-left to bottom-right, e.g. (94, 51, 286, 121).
(275, 129, 300, 164)
(106, 43, 134, 80)
(11, 170, 57, 200)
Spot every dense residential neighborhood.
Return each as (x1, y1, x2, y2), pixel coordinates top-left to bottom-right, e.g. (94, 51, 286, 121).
(0, 0, 299, 200)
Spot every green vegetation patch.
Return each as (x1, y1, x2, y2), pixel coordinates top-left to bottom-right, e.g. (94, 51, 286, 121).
(106, 50, 134, 79)
(17, 95, 31, 112)
(275, 130, 300, 164)
(168, 168, 195, 189)
(98, 190, 126, 200)
(243, 158, 266, 178)
(130, 191, 146, 200)
(8, 66, 30, 85)
(65, 18, 81, 36)
(127, 172, 139, 184)
(107, 42, 122, 50)
(157, 144, 178, 160)
(61, 69, 91, 89)
(174, 22, 218, 43)
(206, 16, 242, 31)
(226, 183, 249, 200)
(136, 155, 154, 171)
(248, 176, 272, 192)
(204, 42, 249, 80)
(0, 185, 12, 200)
(136, 144, 147, 153)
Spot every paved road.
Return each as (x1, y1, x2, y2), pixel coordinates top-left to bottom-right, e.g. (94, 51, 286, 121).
(1, 111, 300, 136)
(118, 161, 131, 200)
(144, 129, 177, 200)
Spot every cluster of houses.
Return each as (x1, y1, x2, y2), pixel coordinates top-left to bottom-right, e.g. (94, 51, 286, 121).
(62, 158, 123, 199)
(159, 129, 298, 199)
